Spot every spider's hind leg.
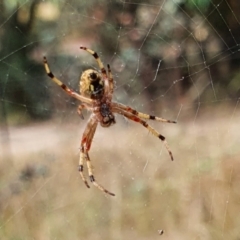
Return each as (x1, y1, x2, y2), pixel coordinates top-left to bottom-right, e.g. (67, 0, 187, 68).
(80, 116, 115, 196)
(79, 146, 90, 188)
(79, 117, 97, 189)
(113, 108, 174, 161)
(107, 64, 114, 96)
(112, 102, 177, 123)
(85, 152, 115, 196)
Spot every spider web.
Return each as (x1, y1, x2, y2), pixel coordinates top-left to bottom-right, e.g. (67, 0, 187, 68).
(1, 0, 240, 239)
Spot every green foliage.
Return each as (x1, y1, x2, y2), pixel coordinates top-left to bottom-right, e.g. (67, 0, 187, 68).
(186, 0, 210, 11)
(0, 1, 51, 121)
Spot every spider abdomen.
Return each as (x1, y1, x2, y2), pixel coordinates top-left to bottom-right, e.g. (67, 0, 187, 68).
(80, 69, 104, 99)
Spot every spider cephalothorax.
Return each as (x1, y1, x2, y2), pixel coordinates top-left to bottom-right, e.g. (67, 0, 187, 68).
(43, 46, 176, 196)
(99, 102, 116, 127)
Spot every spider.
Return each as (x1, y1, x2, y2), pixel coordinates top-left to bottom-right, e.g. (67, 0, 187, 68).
(43, 46, 176, 196)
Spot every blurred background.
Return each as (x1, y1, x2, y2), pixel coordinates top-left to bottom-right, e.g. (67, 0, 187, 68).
(0, 0, 240, 239)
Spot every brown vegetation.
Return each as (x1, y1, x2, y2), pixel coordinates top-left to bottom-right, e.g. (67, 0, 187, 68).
(0, 106, 240, 240)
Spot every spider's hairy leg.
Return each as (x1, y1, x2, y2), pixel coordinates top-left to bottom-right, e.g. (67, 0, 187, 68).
(43, 57, 67, 88)
(80, 47, 107, 76)
(43, 56, 92, 104)
(112, 102, 177, 124)
(78, 104, 85, 119)
(113, 108, 174, 161)
(79, 117, 98, 188)
(77, 104, 92, 119)
(85, 153, 115, 196)
(80, 116, 115, 196)
(107, 64, 114, 96)
(79, 47, 110, 94)
(79, 146, 90, 188)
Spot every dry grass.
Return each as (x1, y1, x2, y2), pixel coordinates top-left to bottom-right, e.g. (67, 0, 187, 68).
(0, 108, 240, 240)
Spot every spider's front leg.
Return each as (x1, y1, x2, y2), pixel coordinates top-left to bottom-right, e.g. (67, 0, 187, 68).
(77, 104, 92, 119)
(43, 56, 92, 104)
(79, 116, 115, 196)
(78, 104, 85, 119)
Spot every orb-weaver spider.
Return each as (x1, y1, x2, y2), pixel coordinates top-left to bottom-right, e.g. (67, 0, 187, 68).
(43, 47, 176, 196)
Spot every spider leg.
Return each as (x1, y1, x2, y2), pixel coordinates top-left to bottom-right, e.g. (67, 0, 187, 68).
(43, 57, 92, 104)
(112, 102, 177, 123)
(113, 108, 174, 161)
(79, 145, 90, 188)
(79, 117, 98, 188)
(77, 104, 92, 119)
(107, 64, 114, 97)
(85, 152, 115, 196)
(78, 104, 85, 119)
(80, 47, 110, 94)
(80, 47, 107, 78)
(80, 115, 115, 196)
